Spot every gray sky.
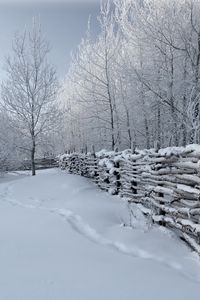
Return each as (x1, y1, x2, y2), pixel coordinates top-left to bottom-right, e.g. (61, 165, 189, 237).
(0, 0, 100, 81)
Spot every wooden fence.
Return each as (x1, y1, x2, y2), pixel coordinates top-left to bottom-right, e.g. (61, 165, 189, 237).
(59, 145, 200, 254)
(21, 157, 58, 170)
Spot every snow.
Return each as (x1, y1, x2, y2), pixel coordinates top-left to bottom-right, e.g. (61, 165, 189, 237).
(158, 146, 185, 157)
(98, 157, 114, 169)
(96, 149, 116, 158)
(154, 144, 200, 158)
(0, 171, 29, 183)
(186, 144, 200, 156)
(0, 169, 200, 299)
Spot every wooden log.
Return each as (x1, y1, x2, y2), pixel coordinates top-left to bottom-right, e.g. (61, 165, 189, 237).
(174, 185, 200, 201)
(149, 194, 174, 204)
(182, 233, 200, 254)
(150, 168, 195, 175)
(175, 174, 200, 186)
(173, 162, 199, 171)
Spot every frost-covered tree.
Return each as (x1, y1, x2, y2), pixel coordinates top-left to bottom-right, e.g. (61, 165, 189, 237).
(66, 1, 122, 151)
(1, 21, 59, 175)
(61, 0, 200, 151)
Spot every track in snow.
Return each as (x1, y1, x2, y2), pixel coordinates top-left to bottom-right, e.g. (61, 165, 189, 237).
(0, 169, 200, 300)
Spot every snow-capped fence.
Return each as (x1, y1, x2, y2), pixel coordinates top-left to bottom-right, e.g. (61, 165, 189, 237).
(59, 145, 200, 254)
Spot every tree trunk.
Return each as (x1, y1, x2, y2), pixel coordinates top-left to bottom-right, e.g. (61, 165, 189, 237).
(157, 99, 161, 146)
(144, 115, 150, 149)
(168, 50, 178, 146)
(105, 60, 115, 150)
(31, 139, 36, 176)
(182, 56, 188, 146)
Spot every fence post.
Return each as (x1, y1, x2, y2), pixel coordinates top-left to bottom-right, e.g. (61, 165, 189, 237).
(91, 145, 98, 184)
(154, 140, 160, 153)
(131, 180, 138, 195)
(131, 141, 136, 154)
(114, 146, 118, 153)
(158, 187, 166, 227)
(114, 160, 121, 195)
(92, 145, 96, 158)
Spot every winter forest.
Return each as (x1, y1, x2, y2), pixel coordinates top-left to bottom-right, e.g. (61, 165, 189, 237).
(2, 0, 200, 173)
(1, 1, 200, 298)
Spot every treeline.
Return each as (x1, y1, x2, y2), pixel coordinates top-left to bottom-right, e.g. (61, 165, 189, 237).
(62, 0, 200, 152)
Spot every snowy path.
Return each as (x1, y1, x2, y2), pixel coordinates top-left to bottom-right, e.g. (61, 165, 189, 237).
(0, 169, 200, 300)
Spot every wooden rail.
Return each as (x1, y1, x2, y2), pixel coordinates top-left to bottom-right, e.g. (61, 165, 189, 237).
(21, 157, 58, 170)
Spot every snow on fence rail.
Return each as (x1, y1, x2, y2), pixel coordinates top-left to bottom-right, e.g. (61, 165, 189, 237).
(59, 145, 200, 254)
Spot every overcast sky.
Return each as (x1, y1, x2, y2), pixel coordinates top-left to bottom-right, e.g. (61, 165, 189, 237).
(0, 0, 100, 81)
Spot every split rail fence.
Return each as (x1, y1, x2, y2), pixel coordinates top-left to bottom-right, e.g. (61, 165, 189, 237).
(59, 145, 200, 254)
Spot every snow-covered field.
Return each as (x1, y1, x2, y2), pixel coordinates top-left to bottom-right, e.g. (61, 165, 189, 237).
(0, 169, 200, 300)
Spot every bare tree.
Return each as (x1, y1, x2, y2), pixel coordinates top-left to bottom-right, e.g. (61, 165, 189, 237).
(1, 21, 59, 175)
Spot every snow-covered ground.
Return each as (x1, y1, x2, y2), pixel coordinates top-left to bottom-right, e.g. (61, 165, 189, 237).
(0, 169, 200, 300)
